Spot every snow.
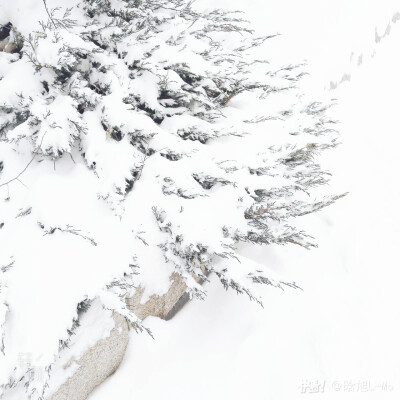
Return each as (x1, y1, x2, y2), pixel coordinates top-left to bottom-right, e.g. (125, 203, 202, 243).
(1, 0, 400, 399)
(0, 159, 134, 377)
(86, 1, 400, 400)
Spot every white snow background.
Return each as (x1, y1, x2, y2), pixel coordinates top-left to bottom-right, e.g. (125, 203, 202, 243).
(88, 1, 400, 400)
(0, 0, 400, 399)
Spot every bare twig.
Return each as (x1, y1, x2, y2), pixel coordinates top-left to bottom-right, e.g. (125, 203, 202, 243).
(0, 135, 46, 189)
(43, 224, 97, 246)
(136, 144, 150, 180)
(42, 0, 57, 28)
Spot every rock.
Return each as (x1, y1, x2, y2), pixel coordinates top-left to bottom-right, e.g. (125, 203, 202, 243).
(47, 273, 192, 400)
(0, 37, 10, 52)
(0, 23, 21, 53)
(126, 272, 189, 320)
(48, 312, 129, 400)
(0, 23, 12, 41)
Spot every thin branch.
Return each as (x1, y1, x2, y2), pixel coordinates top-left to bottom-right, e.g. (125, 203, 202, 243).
(136, 144, 150, 180)
(43, 224, 97, 246)
(42, 0, 57, 29)
(0, 135, 46, 189)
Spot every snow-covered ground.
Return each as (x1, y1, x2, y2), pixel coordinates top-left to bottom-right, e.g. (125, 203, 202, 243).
(87, 1, 400, 400)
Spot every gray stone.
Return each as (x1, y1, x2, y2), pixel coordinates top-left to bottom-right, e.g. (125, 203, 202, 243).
(0, 36, 18, 54)
(48, 312, 129, 400)
(48, 273, 192, 400)
(126, 272, 189, 320)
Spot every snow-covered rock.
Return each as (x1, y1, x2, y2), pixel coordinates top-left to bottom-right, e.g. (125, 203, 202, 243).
(48, 312, 129, 400)
(127, 272, 190, 321)
(47, 272, 191, 400)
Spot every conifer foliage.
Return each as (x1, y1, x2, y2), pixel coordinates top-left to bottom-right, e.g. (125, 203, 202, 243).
(0, 1, 342, 398)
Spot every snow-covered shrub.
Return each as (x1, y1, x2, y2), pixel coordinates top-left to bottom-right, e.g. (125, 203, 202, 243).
(0, 0, 342, 398)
